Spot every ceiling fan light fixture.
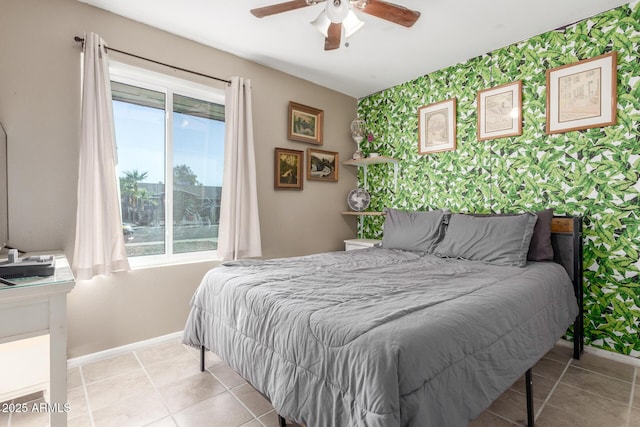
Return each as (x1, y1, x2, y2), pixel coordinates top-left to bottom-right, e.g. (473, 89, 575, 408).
(311, 11, 332, 37)
(352, 0, 369, 10)
(343, 10, 364, 38)
(325, 0, 350, 23)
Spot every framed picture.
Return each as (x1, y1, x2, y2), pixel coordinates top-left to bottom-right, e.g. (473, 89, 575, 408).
(546, 51, 617, 134)
(274, 148, 304, 190)
(477, 80, 522, 141)
(307, 148, 338, 182)
(288, 101, 323, 145)
(418, 98, 457, 154)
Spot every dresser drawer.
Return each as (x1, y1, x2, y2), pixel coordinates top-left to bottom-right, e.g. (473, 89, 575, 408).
(344, 239, 381, 251)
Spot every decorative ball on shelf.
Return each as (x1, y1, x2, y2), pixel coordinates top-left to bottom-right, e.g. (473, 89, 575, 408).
(347, 188, 371, 212)
(352, 151, 364, 160)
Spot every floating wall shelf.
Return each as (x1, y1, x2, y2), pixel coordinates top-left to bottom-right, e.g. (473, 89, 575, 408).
(343, 156, 398, 192)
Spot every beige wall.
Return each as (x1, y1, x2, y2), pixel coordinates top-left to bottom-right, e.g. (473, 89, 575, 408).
(0, 0, 358, 357)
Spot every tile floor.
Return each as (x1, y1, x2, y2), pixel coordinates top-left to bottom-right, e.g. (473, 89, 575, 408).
(0, 339, 638, 427)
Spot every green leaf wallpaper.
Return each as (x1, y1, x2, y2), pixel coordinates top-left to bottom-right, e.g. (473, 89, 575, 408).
(357, 1, 640, 356)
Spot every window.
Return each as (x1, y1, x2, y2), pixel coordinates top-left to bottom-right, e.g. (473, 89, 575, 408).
(110, 63, 225, 263)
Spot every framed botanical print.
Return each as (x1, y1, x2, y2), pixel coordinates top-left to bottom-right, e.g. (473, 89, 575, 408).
(287, 102, 323, 145)
(418, 98, 456, 154)
(546, 51, 617, 134)
(274, 148, 304, 190)
(307, 148, 338, 182)
(477, 80, 522, 141)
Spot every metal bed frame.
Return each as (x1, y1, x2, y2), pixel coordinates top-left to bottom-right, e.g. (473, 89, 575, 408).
(523, 215, 584, 426)
(199, 215, 584, 427)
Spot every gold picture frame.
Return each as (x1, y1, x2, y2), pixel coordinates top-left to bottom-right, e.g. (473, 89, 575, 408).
(288, 101, 324, 145)
(274, 148, 304, 190)
(477, 80, 522, 141)
(307, 148, 338, 182)
(546, 51, 617, 134)
(418, 98, 457, 154)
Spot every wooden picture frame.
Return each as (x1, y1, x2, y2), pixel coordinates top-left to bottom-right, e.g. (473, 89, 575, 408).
(477, 80, 522, 141)
(274, 148, 304, 190)
(418, 98, 457, 154)
(307, 148, 338, 182)
(546, 51, 617, 134)
(288, 102, 323, 145)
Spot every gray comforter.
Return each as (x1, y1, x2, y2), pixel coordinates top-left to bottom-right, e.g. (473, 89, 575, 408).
(183, 248, 578, 426)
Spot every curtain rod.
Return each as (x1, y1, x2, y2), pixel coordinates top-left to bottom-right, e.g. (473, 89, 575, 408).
(73, 36, 231, 85)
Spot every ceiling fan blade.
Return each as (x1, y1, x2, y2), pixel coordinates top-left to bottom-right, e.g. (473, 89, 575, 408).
(324, 22, 342, 50)
(251, 0, 313, 18)
(360, 0, 420, 27)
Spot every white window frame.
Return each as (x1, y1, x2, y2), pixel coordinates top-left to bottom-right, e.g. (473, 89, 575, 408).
(109, 61, 225, 268)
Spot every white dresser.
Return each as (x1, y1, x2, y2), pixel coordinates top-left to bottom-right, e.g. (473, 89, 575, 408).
(0, 254, 75, 426)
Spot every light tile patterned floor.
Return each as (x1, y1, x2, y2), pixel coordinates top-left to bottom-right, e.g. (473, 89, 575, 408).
(1, 340, 638, 426)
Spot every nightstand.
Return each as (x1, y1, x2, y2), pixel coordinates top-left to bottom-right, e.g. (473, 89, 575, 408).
(344, 238, 381, 251)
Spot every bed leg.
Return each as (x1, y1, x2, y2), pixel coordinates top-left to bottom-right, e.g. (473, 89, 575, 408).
(573, 312, 583, 360)
(200, 345, 205, 372)
(278, 415, 286, 426)
(525, 368, 534, 427)
(573, 321, 580, 360)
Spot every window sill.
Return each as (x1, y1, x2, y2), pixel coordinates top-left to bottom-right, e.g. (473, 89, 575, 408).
(127, 250, 221, 270)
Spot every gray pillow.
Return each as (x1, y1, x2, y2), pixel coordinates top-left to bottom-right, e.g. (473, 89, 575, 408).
(434, 212, 538, 267)
(528, 208, 554, 261)
(468, 209, 554, 261)
(382, 208, 446, 253)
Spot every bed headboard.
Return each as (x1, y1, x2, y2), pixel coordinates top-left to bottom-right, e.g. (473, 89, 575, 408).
(550, 215, 583, 359)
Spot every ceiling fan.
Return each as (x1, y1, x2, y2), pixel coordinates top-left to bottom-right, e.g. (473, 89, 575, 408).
(251, 0, 421, 51)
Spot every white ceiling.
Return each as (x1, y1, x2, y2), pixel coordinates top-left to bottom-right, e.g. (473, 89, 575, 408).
(77, 0, 628, 99)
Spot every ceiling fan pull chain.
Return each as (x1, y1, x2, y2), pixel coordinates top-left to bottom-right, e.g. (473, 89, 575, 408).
(343, 24, 350, 48)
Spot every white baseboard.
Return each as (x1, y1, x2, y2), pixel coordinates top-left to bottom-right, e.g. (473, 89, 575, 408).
(67, 331, 184, 368)
(557, 338, 640, 367)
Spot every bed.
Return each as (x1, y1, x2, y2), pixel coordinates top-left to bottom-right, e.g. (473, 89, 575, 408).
(183, 209, 583, 427)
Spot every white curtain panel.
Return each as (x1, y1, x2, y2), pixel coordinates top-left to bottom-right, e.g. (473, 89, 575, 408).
(72, 33, 130, 280)
(218, 77, 262, 261)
